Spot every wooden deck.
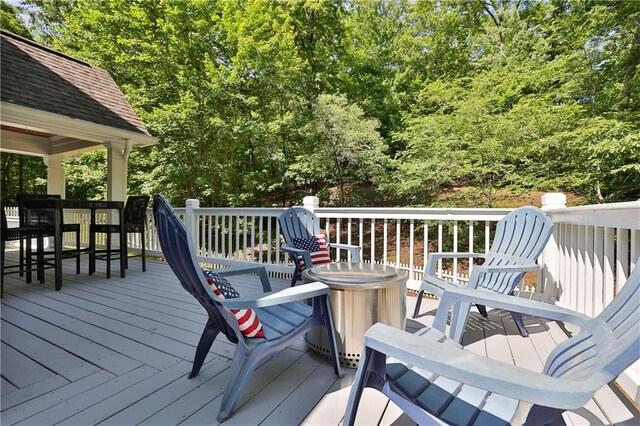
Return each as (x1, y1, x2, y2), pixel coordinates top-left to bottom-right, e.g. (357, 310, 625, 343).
(1, 252, 637, 425)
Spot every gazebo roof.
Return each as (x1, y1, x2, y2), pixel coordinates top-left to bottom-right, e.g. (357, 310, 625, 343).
(0, 30, 157, 157)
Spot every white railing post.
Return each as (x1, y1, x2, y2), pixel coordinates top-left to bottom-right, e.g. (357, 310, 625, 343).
(303, 195, 319, 213)
(185, 199, 200, 252)
(540, 193, 567, 303)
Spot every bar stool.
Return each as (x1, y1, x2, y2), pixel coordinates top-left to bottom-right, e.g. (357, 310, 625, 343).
(17, 193, 82, 274)
(1, 199, 49, 298)
(90, 195, 149, 278)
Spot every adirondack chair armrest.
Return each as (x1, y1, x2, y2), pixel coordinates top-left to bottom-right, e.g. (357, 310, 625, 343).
(363, 323, 597, 410)
(219, 281, 329, 309)
(280, 245, 312, 269)
(328, 243, 362, 262)
(420, 275, 463, 298)
(432, 286, 592, 332)
(472, 263, 540, 274)
(215, 264, 272, 293)
(425, 252, 486, 275)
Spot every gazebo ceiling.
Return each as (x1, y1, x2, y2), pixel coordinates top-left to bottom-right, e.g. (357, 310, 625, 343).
(0, 29, 157, 158)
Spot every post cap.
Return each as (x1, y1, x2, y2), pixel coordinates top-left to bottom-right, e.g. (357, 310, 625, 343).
(541, 193, 566, 211)
(303, 195, 319, 210)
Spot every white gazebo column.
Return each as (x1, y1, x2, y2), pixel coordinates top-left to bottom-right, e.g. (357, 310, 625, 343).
(44, 154, 66, 197)
(104, 140, 131, 202)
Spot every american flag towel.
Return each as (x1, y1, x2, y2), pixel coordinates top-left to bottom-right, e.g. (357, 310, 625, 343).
(292, 234, 332, 271)
(202, 269, 265, 338)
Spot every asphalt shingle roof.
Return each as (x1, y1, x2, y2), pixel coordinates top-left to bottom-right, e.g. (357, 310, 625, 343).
(1, 30, 150, 136)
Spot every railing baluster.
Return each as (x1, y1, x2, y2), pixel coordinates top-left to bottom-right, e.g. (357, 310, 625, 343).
(396, 220, 401, 268)
(584, 225, 595, 316)
(207, 214, 212, 257)
(359, 219, 363, 261)
(593, 226, 604, 316)
(370, 218, 375, 264)
(276, 220, 283, 265)
(570, 224, 578, 310)
(242, 215, 248, 262)
(423, 220, 429, 280)
(468, 220, 474, 275)
(484, 221, 490, 254)
(453, 220, 458, 283)
(563, 224, 571, 306)
(347, 218, 352, 262)
(267, 215, 272, 265)
(258, 215, 263, 264)
(215, 214, 220, 257)
(632, 229, 640, 270)
(409, 219, 415, 280)
(383, 219, 388, 265)
(250, 216, 255, 262)
(577, 224, 586, 313)
(235, 215, 240, 261)
(438, 220, 443, 276)
(222, 216, 227, 258)
(603, 227, 615, 305)
(336, 217, 342, 262)
(617, 228, 629, 287)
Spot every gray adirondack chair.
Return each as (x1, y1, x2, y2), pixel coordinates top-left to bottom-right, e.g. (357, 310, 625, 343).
(279, 206, 362, 286)
(413, 206, 554, 339)
(345, 262, 640, 426)
(153, 195, 344, 422)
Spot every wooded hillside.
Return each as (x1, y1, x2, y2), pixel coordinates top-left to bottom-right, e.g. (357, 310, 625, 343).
(2, 0, 638, 207)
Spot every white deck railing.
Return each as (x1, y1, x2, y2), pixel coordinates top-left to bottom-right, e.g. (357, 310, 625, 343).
(6, 194, 639, 311)
(142, 198, 513, 291)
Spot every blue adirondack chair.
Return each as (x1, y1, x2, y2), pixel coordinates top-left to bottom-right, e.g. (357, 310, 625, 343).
(345, 262, 640, 426)
(279, 206, 362, 286)
(413, 206, 554, 339)
(153, 195, 344, 422)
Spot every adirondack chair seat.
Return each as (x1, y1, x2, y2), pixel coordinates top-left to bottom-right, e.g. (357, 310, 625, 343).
(153, 194, 344, 422)
(345, 263, 640, 426)
(413, 206, 554, 340)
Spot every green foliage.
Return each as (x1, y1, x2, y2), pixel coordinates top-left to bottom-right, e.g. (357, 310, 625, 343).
(6, 0, 637, 207)
(0, 153, 47, 204)
(287, 94, 387, 205)
(64, 151, 106, 200)
(1, 0, 31, 38)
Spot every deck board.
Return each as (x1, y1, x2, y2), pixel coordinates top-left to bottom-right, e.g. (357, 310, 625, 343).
(0, 342, 55, 388)
(22, 366, 158, 425)
(1, 320, 100, 381)
(115, 359, 229, 425)
(1, 254, 637, 425)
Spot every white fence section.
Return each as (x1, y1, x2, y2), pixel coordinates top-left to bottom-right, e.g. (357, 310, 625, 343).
(539, 197, 640, 403)
(140, 198, 513, 291)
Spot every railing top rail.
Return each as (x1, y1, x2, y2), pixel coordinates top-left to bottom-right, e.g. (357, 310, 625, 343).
(188, 206, 514, 220)
(192, 207, 285, 216)
(547, 200, 640, 229)
(316, 207, 513, 221)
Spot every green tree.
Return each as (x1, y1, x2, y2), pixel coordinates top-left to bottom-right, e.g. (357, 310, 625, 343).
(288, 94, 387, 206)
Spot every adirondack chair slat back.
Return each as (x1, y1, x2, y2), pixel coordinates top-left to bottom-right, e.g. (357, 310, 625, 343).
(153, 195, 238, 343)
(477, 207, 554, 292)
(544, 263, 640, 384)
(279, 207, 321, 243)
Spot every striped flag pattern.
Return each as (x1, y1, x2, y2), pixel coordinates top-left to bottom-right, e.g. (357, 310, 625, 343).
(293, 234, 332, 271)
(202, 269, 265, 338)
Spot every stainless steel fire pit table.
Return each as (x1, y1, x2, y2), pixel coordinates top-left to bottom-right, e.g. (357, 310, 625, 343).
(302, 262, 408, 368)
